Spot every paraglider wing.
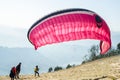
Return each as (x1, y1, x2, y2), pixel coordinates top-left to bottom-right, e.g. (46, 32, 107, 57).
(27, 8, 111, 54)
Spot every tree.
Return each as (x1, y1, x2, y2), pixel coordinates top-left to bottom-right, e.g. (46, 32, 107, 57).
(89, 45, 99, 61)
(117, 43, 120, 50)
(54, 66, 63, 71)
(82, 55, 89, 64)
(48, 67, 53, 72)
(117, 42, 120, 54)
(66, 64, 72, 69)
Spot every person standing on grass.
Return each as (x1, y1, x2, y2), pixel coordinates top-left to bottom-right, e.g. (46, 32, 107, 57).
(9, 66, 16, 80)
(16, 62, 21, 79)
(34, 65, 39, 77)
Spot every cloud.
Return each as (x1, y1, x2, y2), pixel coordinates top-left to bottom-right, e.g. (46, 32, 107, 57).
(0, 26, 31, 47)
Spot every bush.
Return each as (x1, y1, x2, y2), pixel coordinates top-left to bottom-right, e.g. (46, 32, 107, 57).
(117, 43, 120, 50)
(66, 64, 72, 69)
(54, 66, 63, 71)
(48, 67, 53, 72)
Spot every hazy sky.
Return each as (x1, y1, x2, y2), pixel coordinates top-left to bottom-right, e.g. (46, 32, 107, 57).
(0, 0, 120, 48)
(0, 0, 120, 30)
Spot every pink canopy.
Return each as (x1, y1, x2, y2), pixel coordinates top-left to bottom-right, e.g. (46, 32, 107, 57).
(27, 8, 111, 54)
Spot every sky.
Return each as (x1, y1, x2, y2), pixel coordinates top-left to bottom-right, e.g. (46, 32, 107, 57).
(0, 0, 120, 49)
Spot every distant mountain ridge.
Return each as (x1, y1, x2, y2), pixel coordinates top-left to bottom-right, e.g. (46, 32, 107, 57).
(0, 47, 56, 75)
(0, 47, 83, 75)
(1, 55, 120, 80)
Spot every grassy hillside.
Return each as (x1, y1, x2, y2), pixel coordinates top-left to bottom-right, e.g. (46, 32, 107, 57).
(1, 55, 120, 80)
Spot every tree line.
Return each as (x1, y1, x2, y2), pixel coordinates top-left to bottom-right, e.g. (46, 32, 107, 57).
(48, 64, 75, 72)
(82, 42, 120, 64)
(47, 42, 120, 72)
